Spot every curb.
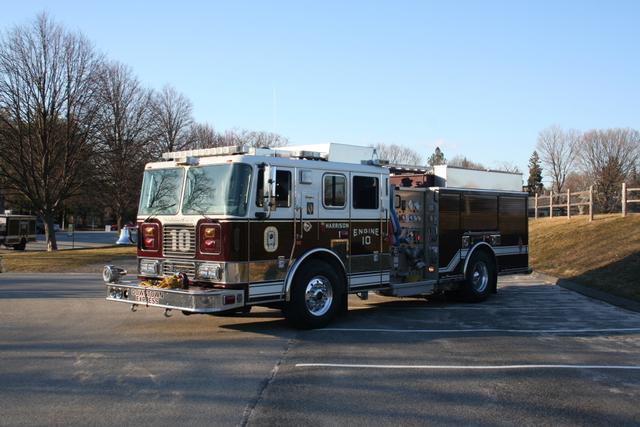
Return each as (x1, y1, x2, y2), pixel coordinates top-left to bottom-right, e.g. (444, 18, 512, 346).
(532, 271, 640, 313)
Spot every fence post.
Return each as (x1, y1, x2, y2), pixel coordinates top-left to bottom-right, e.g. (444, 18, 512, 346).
(622, 182, 627, 217)
(534, 193, 538, 219)
(589, 185, 593, 222)
(567, 189, 571, 219)
(549, 190, 553, 218)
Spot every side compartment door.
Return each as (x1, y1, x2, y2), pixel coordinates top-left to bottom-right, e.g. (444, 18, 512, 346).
(380, 175, 391, 284)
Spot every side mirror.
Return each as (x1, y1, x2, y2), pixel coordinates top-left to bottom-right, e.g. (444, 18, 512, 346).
(129, 226, 138, 244)
(263, 165, 277, 213)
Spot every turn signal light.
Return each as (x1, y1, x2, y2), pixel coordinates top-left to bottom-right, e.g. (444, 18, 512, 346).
(141, 224, 159, 251)
(199, 223, 221, 254)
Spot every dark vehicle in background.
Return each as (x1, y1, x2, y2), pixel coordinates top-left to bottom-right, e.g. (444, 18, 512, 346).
(0, 214, 37, 250)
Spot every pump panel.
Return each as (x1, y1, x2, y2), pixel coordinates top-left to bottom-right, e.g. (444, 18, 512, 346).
(391, 188, 438, 284)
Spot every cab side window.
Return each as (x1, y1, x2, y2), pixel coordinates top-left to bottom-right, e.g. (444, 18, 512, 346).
(352, 176, 379, 209)
(256, 169, 292, 207)
(323, 174, 346, 208)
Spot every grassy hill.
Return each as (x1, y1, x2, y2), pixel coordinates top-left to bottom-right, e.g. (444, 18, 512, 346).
(529, 214, 640, 301)
(0, 246, 136, 273)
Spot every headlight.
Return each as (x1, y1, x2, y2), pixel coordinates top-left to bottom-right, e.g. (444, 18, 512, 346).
(198, 263, 221, 280)
(139, 259, 159, 275)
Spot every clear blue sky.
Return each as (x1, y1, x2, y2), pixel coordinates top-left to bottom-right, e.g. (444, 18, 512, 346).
(2, 1, 639, 174)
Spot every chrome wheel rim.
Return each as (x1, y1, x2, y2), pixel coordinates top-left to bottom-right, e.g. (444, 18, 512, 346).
(471, 262, 489, 293)
(305, 276, 333, 317)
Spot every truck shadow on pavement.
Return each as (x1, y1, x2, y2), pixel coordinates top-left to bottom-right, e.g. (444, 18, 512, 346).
(560, 251, 640, 309)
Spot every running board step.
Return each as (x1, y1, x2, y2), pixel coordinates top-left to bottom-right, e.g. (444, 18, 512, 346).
(381, 281, 436, 297)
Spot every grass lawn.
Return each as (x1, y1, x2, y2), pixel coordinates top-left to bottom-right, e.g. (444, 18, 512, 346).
(530, 214, 640, 301)
(0, 246, 136, 273)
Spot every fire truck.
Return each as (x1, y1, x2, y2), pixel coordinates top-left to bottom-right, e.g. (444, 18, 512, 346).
(104, 143, 529, 328)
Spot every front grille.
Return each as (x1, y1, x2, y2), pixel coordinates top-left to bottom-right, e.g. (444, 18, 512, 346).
(162, 260, 197, 277)
(163, 225, 197, 258)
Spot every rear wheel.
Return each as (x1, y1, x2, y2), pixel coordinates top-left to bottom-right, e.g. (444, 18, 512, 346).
(284, 260, 344, 329)
(460, 251, 496, 302)
(13, 239, 26, 251)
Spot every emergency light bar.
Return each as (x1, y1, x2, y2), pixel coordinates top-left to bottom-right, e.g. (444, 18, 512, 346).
(162, 145, 250, 160)
(161, 143, 387, 165)
(161, 145, 329, 162)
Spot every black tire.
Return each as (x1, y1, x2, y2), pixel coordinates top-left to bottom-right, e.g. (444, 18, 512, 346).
(460, 251, 496, 302)
(13, 239, 26, 251)
(283, 260, 345, 329)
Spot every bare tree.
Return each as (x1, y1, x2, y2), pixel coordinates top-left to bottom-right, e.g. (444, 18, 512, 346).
(201, 128, 288, 148)
(0, 14, 101, 250)
(372, 143, 422, 165)
(236, 129, 288, 148)
(189, 122, 218, 148)
(579, 128, 640, 212)
(94, 61, 154, 230)
(563, 171, 590, 192)
(536, 125, 579, 193)
(494, 161, 521, 174)
(150, 84, 193, 155)
(448, 155, 486, 170)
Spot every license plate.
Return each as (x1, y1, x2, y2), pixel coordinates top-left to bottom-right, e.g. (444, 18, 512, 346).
(130, 288, 164, 305)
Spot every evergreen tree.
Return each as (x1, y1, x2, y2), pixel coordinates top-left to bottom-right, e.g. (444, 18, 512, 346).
(428, 147, 446, 166)
(630, 164, 640, 186)
(527, 150, 544, 194)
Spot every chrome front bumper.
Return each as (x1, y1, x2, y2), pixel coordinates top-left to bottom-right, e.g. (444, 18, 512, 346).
(106, 282, 245, 313)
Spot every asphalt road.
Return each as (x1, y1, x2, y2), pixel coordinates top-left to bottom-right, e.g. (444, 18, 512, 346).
(1, 273, 639, 426)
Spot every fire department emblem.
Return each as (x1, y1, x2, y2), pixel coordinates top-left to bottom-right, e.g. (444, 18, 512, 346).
(264, 226, 279, 252)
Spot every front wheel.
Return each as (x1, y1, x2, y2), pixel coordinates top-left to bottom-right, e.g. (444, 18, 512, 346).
(284, 260, 344, 329)
(460, 251, 496, 302)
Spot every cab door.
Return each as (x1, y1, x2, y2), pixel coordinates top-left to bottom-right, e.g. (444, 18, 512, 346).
(349, 172, 383, 289)
(317, 171, 350, 270)
(249, 167, 294, 300)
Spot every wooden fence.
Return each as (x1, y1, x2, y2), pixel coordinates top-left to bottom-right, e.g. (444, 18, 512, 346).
(530, 187, 594, 221)
(531, 183, 640, 220)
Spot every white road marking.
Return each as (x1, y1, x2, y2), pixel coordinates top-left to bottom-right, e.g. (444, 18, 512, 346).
(372, 306, 600, 311)
(295, 363, 640, 370)
(319, 327, 640, 334)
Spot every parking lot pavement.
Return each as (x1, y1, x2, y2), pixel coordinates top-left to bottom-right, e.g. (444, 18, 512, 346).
(1, 273, 639, 426)
(248, 275, 640, 426)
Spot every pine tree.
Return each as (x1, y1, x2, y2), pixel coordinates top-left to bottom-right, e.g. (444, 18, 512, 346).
(428, 147, 446, 166)
(630, 164, 640, 186)
(527, 150, 543, 194)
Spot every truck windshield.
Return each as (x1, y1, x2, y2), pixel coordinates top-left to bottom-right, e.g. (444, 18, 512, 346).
(182, 163, 252, 216)
(138, 168, 184, 216)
